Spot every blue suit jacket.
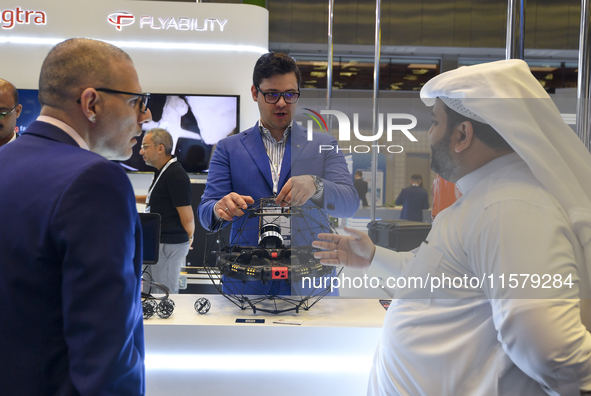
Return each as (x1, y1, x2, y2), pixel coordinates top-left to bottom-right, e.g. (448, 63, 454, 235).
(198, 122, 358, 242)
(0, 121, 145, 395)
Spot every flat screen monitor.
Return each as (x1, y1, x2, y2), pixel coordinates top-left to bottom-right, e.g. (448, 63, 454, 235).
(139, 212, 161, 265)
(15, 89, 239, 174)
(118, 93, 239, 173)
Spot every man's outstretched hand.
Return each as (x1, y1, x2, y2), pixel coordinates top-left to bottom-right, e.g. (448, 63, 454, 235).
(312, 227, 376, 270)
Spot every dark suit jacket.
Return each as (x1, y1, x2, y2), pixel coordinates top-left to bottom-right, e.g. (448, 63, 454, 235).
(0, 121, 145, 395)
(354, 178, 369, 206)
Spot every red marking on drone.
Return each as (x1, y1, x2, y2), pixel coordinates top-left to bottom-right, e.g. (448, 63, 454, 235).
(272, 267, 288, 279)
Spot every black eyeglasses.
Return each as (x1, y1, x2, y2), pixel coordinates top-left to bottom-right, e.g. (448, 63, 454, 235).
(77, 88, 150, 113)
(256, 87, 300, 104)
(0, 105, 17, 119)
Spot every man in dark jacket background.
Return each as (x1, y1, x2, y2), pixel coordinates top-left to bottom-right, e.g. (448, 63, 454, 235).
(395, 174, 430, 221)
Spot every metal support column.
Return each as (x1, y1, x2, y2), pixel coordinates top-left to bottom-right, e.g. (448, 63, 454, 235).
(577, 0, 591, 150)
(506, 0, 525, 60)
(370, 0, 382, 221)
(327, 0, 334, 136)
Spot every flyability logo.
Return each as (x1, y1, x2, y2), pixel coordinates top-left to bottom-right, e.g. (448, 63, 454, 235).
(108, 12, 134, 31)
(302, 109, 418, 153)
(1, 7, 47, 29)
(107, 11, 228, 32)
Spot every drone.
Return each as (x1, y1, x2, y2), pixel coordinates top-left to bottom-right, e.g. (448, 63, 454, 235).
(203, 197, 341, 314)
(141, 273, 176, 319)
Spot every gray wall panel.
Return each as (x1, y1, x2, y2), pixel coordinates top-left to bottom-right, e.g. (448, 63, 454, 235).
(267, 0, 580, 51)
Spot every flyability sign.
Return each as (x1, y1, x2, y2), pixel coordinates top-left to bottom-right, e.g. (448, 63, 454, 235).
(107, 11, 228, 32)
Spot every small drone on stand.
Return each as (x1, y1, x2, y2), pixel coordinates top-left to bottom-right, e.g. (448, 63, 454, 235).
(141, 273, 176, 319)
(203, 197, 341, 314)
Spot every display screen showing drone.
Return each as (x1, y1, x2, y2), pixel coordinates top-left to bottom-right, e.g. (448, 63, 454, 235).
(203, 197, 341, 314)
(14, 89, 239, 174)
(117, 93, 239, 173)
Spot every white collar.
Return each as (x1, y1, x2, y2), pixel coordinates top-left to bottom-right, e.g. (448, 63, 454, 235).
(456, 152, 522, 195)
(37, 115, 89, 150)
(258, 120, 293, 143)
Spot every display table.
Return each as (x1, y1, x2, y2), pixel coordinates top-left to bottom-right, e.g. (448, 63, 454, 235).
(144, 294, 387, 396)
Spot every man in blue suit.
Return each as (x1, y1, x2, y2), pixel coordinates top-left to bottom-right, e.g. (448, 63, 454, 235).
(198, 52, 358, 295)
(0, 38, 152, 395)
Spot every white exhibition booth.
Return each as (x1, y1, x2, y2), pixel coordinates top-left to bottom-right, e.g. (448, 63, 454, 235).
(0, 0, 267, 131)
(0, 2, 386, 395)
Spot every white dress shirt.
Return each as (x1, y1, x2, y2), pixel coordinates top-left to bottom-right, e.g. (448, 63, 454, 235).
(368, 153, 591, 395)
(259, 120, 291, 195)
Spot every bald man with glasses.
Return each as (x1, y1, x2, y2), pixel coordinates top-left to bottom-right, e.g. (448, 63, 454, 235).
(0, 38, 152, 395)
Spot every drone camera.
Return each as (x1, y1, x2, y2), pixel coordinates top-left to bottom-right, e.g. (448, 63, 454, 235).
(258, 223, 283, 249)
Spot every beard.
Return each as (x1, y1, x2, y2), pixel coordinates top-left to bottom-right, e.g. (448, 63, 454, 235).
(430, 132, 457, 182)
